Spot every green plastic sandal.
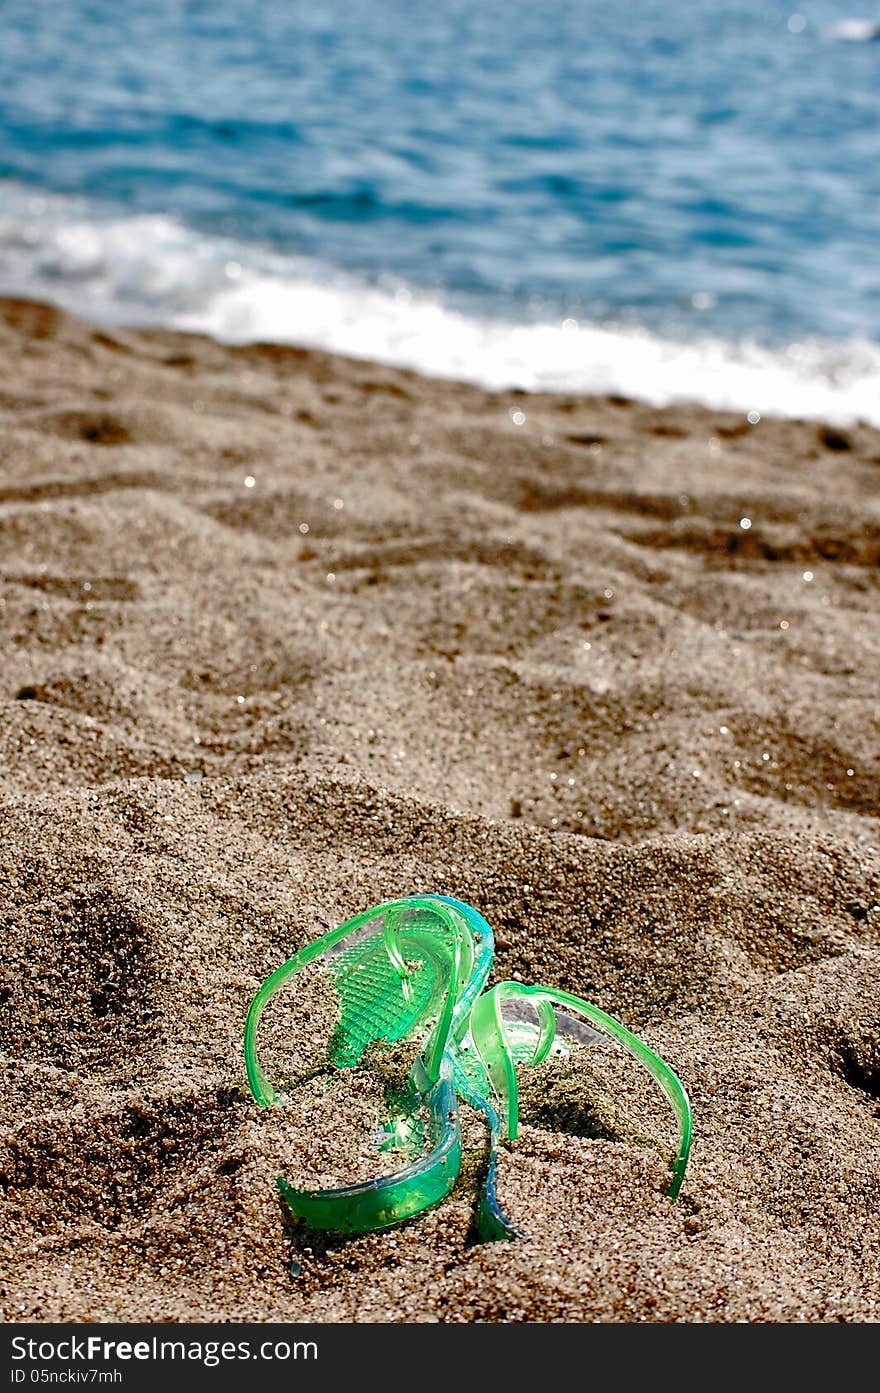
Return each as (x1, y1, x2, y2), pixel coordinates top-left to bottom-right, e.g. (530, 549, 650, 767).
(244, 894, 494, 1234)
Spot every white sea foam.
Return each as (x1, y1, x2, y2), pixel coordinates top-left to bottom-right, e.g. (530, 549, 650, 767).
(2, 185, 880, 425)
(826, 18, 880, 42)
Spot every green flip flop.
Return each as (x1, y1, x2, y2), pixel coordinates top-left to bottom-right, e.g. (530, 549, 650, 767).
(245, 897, 692, 1241)
(244, 894, 494, 1234)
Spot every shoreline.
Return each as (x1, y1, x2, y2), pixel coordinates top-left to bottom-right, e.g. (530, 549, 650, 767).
(1, 295, 879, 1322)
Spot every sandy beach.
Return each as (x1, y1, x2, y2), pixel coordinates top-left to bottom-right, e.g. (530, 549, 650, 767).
(1, 294, 879, 1322)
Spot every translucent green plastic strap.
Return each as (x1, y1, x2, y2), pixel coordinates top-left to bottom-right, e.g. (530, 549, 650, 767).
(423, 919, 463, 1082)
(469, 981, 692, 1199)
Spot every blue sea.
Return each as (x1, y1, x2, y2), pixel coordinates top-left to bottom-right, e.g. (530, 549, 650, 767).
(1, 0, 879, 420)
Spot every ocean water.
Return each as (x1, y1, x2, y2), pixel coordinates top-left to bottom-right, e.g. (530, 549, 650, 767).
(1, 0, 879, 420)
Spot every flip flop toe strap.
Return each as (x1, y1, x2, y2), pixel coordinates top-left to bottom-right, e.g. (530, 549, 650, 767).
(469, 981, 692, 1202)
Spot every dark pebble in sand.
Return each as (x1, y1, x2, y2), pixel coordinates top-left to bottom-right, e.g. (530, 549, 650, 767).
(14, 686, 38, 701)
(844, 901, 870, 921)
(818, 426, 853, 452)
